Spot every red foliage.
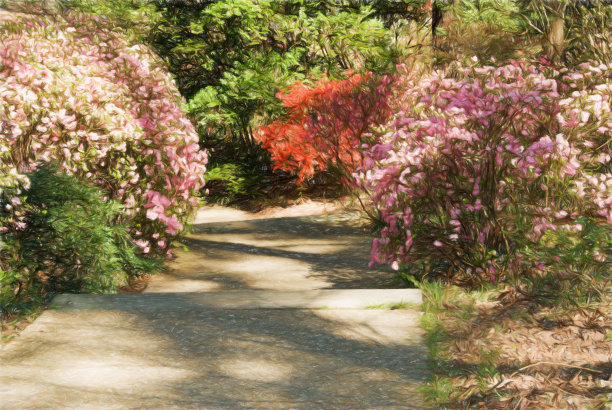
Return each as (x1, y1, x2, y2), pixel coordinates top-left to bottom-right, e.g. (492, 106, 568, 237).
(255, 70, 393, 183)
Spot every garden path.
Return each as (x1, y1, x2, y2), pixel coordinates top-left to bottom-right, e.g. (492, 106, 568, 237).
(0, 202, 428, 409)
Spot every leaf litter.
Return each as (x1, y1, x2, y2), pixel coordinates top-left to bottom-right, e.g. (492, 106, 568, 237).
(432, 290, 611, 409)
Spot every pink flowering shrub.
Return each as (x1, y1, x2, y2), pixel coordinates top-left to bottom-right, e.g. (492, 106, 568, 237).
(0, 12, 207, 256)
(358, 60, 611, 287)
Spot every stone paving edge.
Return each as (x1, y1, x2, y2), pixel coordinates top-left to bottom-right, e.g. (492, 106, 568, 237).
(51, 289, 423, 310)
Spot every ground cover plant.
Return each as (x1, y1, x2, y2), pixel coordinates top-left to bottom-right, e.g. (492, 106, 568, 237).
(1, 166, 160, 319)
(418, 281, 612, 408)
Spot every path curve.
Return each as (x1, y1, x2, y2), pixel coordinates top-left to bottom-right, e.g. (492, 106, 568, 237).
(148, 204, 402, 292)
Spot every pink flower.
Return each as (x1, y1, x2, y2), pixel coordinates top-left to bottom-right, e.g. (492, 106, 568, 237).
(146, 206, 163, 221)
(0, 13, 208, 256)
(164, 215, 183, 235)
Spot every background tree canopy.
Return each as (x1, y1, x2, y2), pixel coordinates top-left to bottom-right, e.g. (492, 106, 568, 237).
(6, 0, 610, 201)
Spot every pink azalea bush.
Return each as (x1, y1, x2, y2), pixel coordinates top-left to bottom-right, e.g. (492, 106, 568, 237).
(0, 12, 207, 256)
(358, 60, 611, 286)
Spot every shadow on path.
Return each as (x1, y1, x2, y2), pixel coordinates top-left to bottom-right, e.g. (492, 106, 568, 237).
(0, 210, 428, 408)
(149, 213, 402, 292)
(1, 296, 428, 408)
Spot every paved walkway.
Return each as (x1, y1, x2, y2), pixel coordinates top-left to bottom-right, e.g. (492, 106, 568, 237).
(0, 204, 428, 409)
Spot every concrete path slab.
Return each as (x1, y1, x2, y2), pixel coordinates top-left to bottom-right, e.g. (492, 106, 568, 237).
(1, 299, 427, 408)
(191, 202, 343, 223)
(52, 289, 422, 310)
(148, 212, 401, 292)
(1, 208, 428, 408)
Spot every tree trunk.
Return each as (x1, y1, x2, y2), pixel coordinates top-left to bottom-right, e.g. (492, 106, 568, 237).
(432, 0, 454, 49)
(432, 1, 443, 41)
(545, 1, 567, 63)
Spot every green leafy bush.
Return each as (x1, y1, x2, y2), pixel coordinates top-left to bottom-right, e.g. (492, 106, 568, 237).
(159, 0, 404, 182)
(56, 0, 162, 43)
(0, 166, 160, 317)
(434, 0, 532, 65)
(515, 216, 611, 308)
(203, 164, 263, 205)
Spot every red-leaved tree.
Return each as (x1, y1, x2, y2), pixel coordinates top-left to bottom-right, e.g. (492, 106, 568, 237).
(255, 70, 394, 184)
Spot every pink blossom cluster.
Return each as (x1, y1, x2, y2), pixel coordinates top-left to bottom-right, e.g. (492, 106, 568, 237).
(357, 60, 611, 280)
(0, 12, 207, 255)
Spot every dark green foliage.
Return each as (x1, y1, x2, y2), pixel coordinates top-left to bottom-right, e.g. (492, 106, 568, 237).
(169, 0, 401, 167)
(517, 218, 611, 309)
(0, 166, 160, 317)
(203, 164, 263, 205)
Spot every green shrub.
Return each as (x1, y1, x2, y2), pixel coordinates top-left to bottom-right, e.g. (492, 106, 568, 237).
(203, 164, 263, 205)
(434, 0, 532, 65)
(0, 166, 160, 317)
(158, 0, 406, 184)
(56, 0, 162, 43)
(515, 217, 611, 309)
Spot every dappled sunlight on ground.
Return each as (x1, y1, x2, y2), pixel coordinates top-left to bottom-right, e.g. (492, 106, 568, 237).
(147, 212, 399, 292)
(190, 232, 355, 255)
(150, 246, 330, 291)
(0, 310, 196, 408)
(219, 358, 295, 383)
(191, 201, 344, 224)
(1, 205, 426, 407)
(0, 304, 427, 408)
(313, 309, 422, 345)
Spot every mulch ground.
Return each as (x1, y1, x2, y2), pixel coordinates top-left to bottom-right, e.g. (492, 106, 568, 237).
(438, 290, 612, 409)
